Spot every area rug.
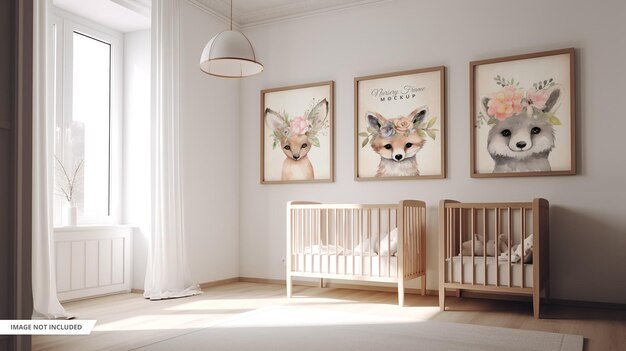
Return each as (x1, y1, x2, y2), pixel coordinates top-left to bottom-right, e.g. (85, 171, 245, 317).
(134, 306, 583, 351)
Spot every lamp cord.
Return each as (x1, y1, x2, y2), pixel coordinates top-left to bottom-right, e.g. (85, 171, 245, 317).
(230, 0, 233, 30)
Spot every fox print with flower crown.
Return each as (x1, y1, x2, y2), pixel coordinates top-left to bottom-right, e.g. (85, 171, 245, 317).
(362, 107, 429, 177)
(261, 82, 333, 183)
(471, 49, 576, 177)
(356, 66, 446, 180)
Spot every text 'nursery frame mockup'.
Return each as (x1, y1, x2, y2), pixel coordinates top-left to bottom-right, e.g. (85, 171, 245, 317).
(355, 66, 446, 181)
(470, 48, 576, 178)
(261, 81, 334, 184)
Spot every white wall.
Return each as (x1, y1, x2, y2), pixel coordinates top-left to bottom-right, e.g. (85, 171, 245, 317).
(179, 1, 240, 283)
(123, 29, 151, 290)
(238, 0, 626, 304)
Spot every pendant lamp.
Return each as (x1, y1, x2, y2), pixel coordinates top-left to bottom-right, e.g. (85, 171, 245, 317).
(199, 0, 263, 78)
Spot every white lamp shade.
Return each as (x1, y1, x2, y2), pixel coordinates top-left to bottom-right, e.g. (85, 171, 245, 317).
(200, 30, 263, 78)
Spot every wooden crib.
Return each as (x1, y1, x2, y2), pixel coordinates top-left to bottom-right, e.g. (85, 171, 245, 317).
(286, 200, 427, 306)
(439, 199, 549, 318)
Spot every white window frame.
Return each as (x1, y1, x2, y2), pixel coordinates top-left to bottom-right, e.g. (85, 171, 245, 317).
(51, 8, 123, 226)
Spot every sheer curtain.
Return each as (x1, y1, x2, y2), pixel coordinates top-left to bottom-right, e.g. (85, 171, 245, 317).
(31, 0, 71, 320)
(143, 0, 201, 300)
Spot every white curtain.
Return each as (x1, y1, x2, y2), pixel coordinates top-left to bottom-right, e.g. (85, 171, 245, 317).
(143, 0, 201, 300)
(31, 0, 71, 320)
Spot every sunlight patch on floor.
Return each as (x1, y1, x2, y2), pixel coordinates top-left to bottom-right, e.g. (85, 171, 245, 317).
(164, 298, 285, 311)
(211, 306, 424, 329)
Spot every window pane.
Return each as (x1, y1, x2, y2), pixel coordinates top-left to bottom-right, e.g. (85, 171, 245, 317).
(71, 32, 111, 219)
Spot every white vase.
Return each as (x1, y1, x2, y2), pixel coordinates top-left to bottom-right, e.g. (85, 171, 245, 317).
(64, 205, 78, 226)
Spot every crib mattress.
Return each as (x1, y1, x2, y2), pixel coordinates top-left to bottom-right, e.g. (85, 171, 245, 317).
(293, 253, 398, 278)
(446, 256, 534, 288)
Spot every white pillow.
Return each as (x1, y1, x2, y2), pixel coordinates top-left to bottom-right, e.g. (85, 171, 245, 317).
(379, 228, 398, 256)
(354, 233, 378, 254)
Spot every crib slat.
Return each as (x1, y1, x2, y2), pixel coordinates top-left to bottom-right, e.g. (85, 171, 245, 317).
(312, 209, 316, 273)
(290, 209, 294, 273)
(358, 208, 363, 277)
(446, 208, 455, 282)
(495, 208, 500, 287)
(470, 208, 472, 285)
(366, 208, 372, 277)
(305, 209, 308, 272)
(483, 209, 487, 286)
(294, 209, 298, 271)
(416, 207, 420, 276)
(508, 207, 512, 288)
(326, 209, 329, 275)
(411, 207, 415, 276)
(521, 207, 526, 288)
(333, 208, 339, 273)
(460, 208, 464, 285)
(303, 208, 307, 273)
(343, 209, 347, 275)
(306, 209, 315, 273)
(387, 208, 391, 278)
(318, 209, 321, 275)
(377, 208, 381, 277)
(409, 207, 413, 276)
(409, 207, 412, 276)
(291, 209, 295, 272)
(420, 207, 424, 275)
(301, 209, 304, 272)
(404, 207, 408, 277)
(302, 209, 305, 273)
(409, 207, 419, 274)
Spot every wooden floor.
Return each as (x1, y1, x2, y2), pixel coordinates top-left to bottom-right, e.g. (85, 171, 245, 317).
(33, 282, 625, 351)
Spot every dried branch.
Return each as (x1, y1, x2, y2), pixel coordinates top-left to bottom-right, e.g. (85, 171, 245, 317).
(54, 156, 83, 204)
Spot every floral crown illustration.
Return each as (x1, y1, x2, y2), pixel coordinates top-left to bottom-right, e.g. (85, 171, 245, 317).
(268, 98, 329, 150)
(477, 75, 563, 128)
(359, 109, 438, 148)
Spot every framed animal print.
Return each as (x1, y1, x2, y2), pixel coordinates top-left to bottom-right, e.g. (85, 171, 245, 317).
(261, 81, 334, 184)
(355, 66, 446, 180)
(471, 48, 576, 177)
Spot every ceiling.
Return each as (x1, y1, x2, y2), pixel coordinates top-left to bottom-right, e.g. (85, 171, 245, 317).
(54, 0, 151, 33)
(192, 0, 388, 28)
(52, 0, 387, 32)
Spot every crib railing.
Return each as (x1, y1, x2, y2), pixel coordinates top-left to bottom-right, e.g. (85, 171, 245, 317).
(438, 198, 549, 317)
(286, 200, 426, 304)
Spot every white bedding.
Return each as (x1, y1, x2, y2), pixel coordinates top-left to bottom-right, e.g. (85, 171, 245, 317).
(446, 256, 533, 288)
(293, 253, 398, 278)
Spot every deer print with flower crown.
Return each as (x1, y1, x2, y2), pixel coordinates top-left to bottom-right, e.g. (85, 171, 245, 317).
(265, 99, 329, 181)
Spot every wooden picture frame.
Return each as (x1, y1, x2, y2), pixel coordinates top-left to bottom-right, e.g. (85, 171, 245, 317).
(260, 81, 334, 184)
(355, 66, 446, 180)
(470, 48, 576, 178)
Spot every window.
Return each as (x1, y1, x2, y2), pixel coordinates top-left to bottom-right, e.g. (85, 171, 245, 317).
(52, 12, 122, 226)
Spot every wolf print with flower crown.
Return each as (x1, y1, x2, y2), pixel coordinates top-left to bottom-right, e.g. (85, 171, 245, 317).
(477, 76, 563, 173)
(472, 50, 575, 176)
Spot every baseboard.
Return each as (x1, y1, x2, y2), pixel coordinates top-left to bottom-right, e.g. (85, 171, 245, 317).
(199, 277, 240, 289)
(61, 289, 133, 303)
(547, 297, 626, 310)
(238, 277, 285, 285)
(129, 277, 240, 295)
